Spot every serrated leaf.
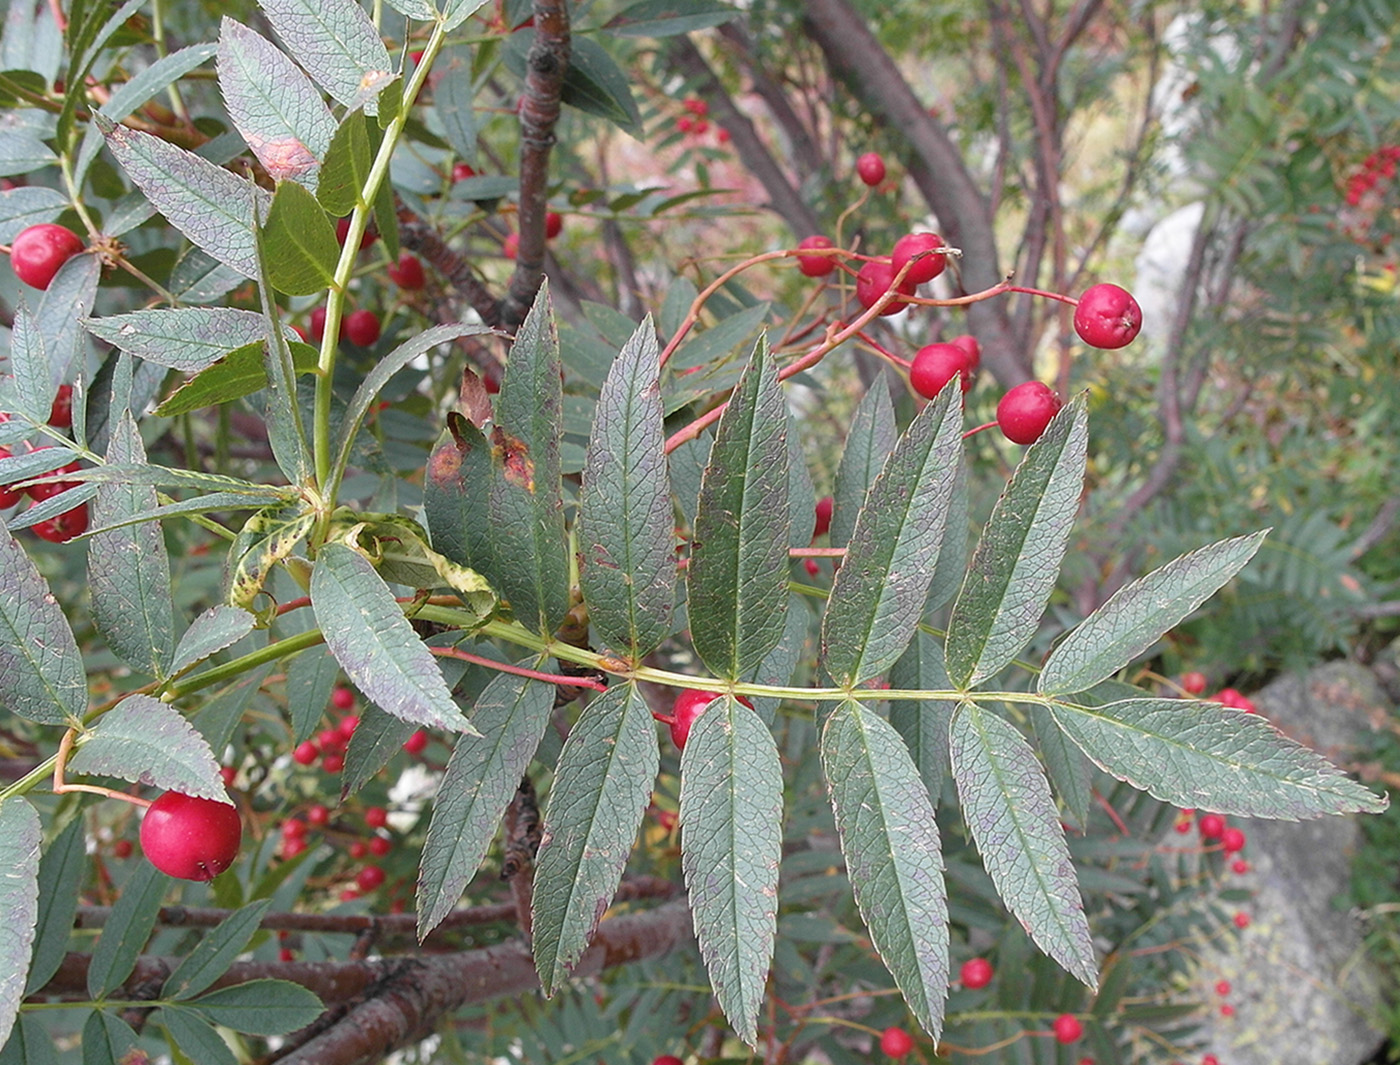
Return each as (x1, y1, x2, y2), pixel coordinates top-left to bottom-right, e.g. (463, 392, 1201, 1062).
(258, 0, 391, 114)
(217, 18, 334, 187)
(820, 700, 949, 1037)
(67, 695, 229, 801)
(87, 861, 166, 998)
(831, 380, 896, 550)
(441, 0, 493, 32)
(579, 318, 674, 659)
(532, 683, 658, 995)
(925, 456, 968, 614)
(259, 179, 338, 295)
(0, 515, 87, 725)
(945, 397, 1088, 688)
(339, 702, 416, 798)
(25, 818, 84, 996)
(425, 416, 493, 575)
(1031, 705, 1092, 830)
(949, 702, 1097, 986)
(822, 381, 963, 685)
(7, 308, 52, 422)
(490, 283, 569, 635)
(85, 307, 271, 373)
(310, 542, 472, 733)
(88, 413, 174, 677)
(1048, 697, 1387, 818)
(888, 631, 955, 802)
(159, 1007, 237, 1065)
(189, 979, 323, 1034)
(0, 798, 40, 1049)
(385, 0, 437, 22)
(154, 340, 319, 417)
(170, 606, 257, 676)
(316, 108, 371, 216)
(0, 186, 65, 241)
(418, 673, 554, 938)
(162, 900, 272, 1000)
(1039, 531, 1268, 696)
(679, 696, 781, 1045)
(334, 323, 498, 481)
(100, 117, 270, 278)
(603, 0, 739, 36)
(688, 336, 789, 680)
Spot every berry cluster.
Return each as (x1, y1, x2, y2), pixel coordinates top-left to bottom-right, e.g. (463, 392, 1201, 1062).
(1343, 145, 1399, 208)
(0, 383, 88, 542)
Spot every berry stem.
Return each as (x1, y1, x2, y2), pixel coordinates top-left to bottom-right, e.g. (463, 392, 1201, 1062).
(790, 547, 847, 558)
(428, 645, 608, 691)
(1002, 284, 1078, 306)
(659, 248, 794, 366)
(855, 330, 912, 370)
(962, 420, 998, 439)
(52, 728, 153, 808)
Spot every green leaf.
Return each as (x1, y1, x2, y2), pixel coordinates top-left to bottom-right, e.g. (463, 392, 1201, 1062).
(418, 672, 554, 938)
(0, 187, 65, 242)
(339, 701, 416, 798)
(6, 308, 52, 425)
(189, 979, 324, 1035)
(316, 108, 372, 216)
(603, 0, 739, 36)
(1038, 531, 1269, 696)
(259, 179, 338, 295)
(87, 861, 166, 998)
(84, 307, 273, 373)
(159, 1007, 238, 1065)
(385, 0, 437, 20)
(532, 683, 658, 995)
(491, 283, 569, 634)
(1030, 705, 1092, 830)
(36, 255, 100, 387)
(99, 116, 270, 278)
(822, 381, 963, 685)
(579, 318, 675, 659)
(67, 695, 229, 802)
(669, 301, 769, 373)
(51, 463, 286, 498)
(284, 645, 340, 746)
(888, 631, 955, 802)
(924, 456, 969, 614)
(88, 413, 175, 677)
(679, 696, 782, 1046)
(194, 667, 271, 756)
(424, 416, 494, 575)
(1048, 696, 1388, 818)
(831, 380, 896, 550)
(820, 700, 949, 1038)
(945, 397, 1088, 688)
(949, 702, 1096, 987)
(432, 47, 478, 163)
(0, 515, 87, 726)
(506, 33, 641, 136)
(25, 818, 85, 995)
(101, 44, 217, 123)
(170, 606, 257, 676)
(162, 900, 272, 1001)
(0, 131, 56, 177)
(153, 340, 319, 417)
(310, 542, 473, 733)
(217, 19, 334, 188)
(441, 0, 493, 33)
(0, 798, 40, 1048)
(0, 1015, 58, 1065)
(80, 1010, 139, 1065)
(258, 0, 392, 114)
(334, 323, 498, 481)
(227, 503, 315, 613)
(687, 336, 790, 681)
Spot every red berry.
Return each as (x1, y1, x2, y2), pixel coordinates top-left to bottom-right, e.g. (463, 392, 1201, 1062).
(48, 384, 74, 428)
(1215, 980, 1231, 995)
(309, 307, 327, 341)
(717, 128, 731, 144)
(1220, 1003, 1234, 1017)
(545, 211, 563, 239)
(855, 259, 916, 316)
(1214, 688, 1257, 713)
(909, 342, 975, 398)
(451, 161, 476, 182)
(331, 685, 355, 711)
(307, 804, 330, 826)
(1233, 911, 1250, 929)
(1231, 859, 1250, 874)
(1203, 1056, 1220, 1065)
(803, 558, 820, 578)
(348, 840, 368, 860)
(344, 309, 381, 347)
(356, 864, 386, 891)
(219, 766, 237, 788)
(1198, 813, 1226, 840)
(293, 741, 319, 765)
(1052, 1014, 1083, 1044)
(669, 689, 753, 751)
(891, 231, 946, 284)
(338, 715, 360, 741)
(1175, 817, 1193, 833)
(365, 806, 388, 829)
(1073, 283, 1142, 349)
(0, 448, 20, 509)
(692, 120, 709, 135)
(279, 947, 295, 962)
(996, 381, 1062, 444)
(502, 232, 519, 260)
(813, 495, 833, 538)
(879, 1027, 914, 1057)
(112, 838, 133, 859)
(676, 116, 694, 134)
(334, 216, 376, 250)
(10, 223, 84, 289)
(23, 447, 80, 502)
(403, 730, 429, 755)
(960, 956, 994, 989)
(283, 818, 307, 840)
(856, 152, 886, 186)
(368, 834, 392, 857)
(653, 1057, 684, 1065)
(319, 728, 345, 752)
(795, 235, 837, 277)
(322, 753, 345, 773)
(140, 792, 242, 881)
(1221, 827, 1246, 853)
(32, 502, 88, 543)
(683, 97, 707, 116)
(948, 334, 981, 370)
(339, 887, 360, 901)
(1181, 671, 1207, 695)
(387, 253, 426, 290)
